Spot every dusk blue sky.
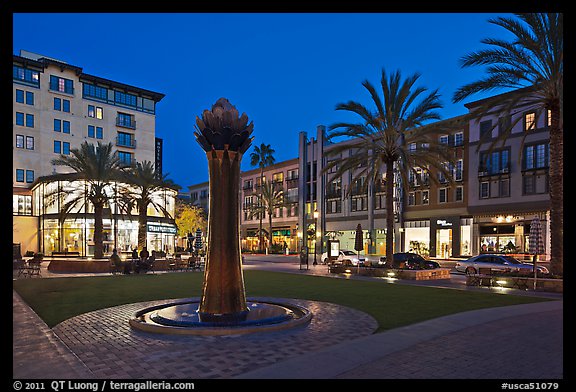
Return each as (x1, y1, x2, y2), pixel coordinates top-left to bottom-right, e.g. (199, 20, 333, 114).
(13, 13, 516, 189)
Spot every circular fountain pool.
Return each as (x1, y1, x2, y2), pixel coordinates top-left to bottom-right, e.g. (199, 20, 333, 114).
(129, 298, 312, 336)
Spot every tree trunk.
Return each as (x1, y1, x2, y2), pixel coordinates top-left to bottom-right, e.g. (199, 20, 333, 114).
(199, 149, 248, 320)
(548, 101, 563, 275)
(385, 160, 395, 266)
(93, 203, 104, 259)
(268, 211, 273, 254)
(137, 203, 148, 251)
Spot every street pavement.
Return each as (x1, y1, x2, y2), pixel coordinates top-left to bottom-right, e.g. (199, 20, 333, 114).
(12, 254, 564, 381)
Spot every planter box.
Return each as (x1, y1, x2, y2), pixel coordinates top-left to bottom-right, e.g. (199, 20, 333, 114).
(466, 275, 563, 293)
(328, 265, 451, 280)
(47, 259, 173, 273)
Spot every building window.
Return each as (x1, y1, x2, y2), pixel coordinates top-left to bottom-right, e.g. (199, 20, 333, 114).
(88, 125, 94, 138)
(16, 135, 24, 148)
(480, 148, 510, 175)
(499, 178, 510, 197)
(117, 112, 135, 128)
(286, 169, 299, 180)
(13, 65, 40, 87)
(523, 143, 549, 170)
(117, 132, 135, 148)
(54, 97, 61, 111)
(13, 195, 33, 216)
(88, 125, 104, 139)
(83, 83, 108, 100)
(50, 75, 74, 94)
(498, 115, 511, 135)
(96, 107, 103, 119)
(326, 199, 341, 214)
(114, 91, 137, 107)
(24, 91, 34, 105)
(63, 99, 70, 113)
(523, 175, 536, 194)
(16, 169, 25, 183)
(408, 192, 415, 206)
(54, 119, 61, 132)
(26, 136, 34, 150)
(480, 182, 490, 199)
(118, 151, 133, 165)
(439, 135, 449, 145)
(63, 120, 70, 134)
(524, 112, 536, 131)
(272, 172, 284, 183)
(454, 132, 464, 146)
(455, 159, 463, 181)
(63, 142, 70, 155)
(15, 89, 33, 105)
(439, 188, 447, 203)
(455, 186, 463, 202)
(96, 126, 103, 139)
(15, 89, 24, 103)
(16, 112, 24, 126)
(422, 190, 429, 205)
(479, 120, 492, 139)
(547, 109, 552, 127)
(54, 141, 62, 154)
(26, 114, 34, 128)
(26, 170, 34, 183)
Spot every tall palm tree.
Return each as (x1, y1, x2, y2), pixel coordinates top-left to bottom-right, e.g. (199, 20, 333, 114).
(46, 141, 125, 259)
(117, 160, 180, 251)
(323, 68, 460, 266)
(248, 181, 284, 254)
(250, 143, 276, 253)
(453, 13, 563, 275)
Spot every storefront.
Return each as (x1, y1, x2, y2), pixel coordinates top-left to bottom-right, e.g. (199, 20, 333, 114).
(32, 178, 177, 257)
(401, 216, 471, 258)
(474, 214, 547, 257)
(402, 220, 430, 257)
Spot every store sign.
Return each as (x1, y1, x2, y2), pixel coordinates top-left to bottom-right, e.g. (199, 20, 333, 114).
(147, 223, 177, 234)
(436, 219, 453, 227)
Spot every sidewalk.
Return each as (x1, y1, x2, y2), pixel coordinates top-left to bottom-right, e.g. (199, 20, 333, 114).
(13, 257, 564, 380)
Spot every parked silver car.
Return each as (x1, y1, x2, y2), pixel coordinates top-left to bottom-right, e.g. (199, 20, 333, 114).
(320, 250, 365, 266)
(455, 254, 549, 275)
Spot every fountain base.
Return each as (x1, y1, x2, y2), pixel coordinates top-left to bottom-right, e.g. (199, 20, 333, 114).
(129, 298, 312, 336)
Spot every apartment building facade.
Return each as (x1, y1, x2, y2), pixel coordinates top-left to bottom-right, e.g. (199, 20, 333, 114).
(466, 93, 551, 260)
(13, 50, 176, 256)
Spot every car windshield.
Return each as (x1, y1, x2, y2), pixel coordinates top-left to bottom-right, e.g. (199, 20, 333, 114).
(342, 251, 356, 256)
(502, 256, 522, 264)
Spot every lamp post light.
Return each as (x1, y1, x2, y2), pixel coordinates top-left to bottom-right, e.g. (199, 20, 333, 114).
(313, 209, 319, 266)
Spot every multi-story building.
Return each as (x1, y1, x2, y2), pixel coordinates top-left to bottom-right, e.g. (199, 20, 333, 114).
(13, 50, 175, 256)
(465, 91, 551, 260)
(240, 158, 299, 252)
(298, 121, 471, 259)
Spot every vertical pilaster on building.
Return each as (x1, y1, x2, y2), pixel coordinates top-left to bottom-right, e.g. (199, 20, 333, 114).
(298, 131, 308, 252)
(316, 125, 325, 257)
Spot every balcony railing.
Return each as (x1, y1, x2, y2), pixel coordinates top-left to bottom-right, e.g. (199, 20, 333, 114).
(325, 188, 342, 199)
(116, 117, 136, 129)
(116, 136, 137, 149)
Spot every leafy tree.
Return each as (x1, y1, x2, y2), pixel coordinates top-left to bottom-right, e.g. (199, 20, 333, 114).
(175, 199, 208, 242)
(453, 13, 563, 275)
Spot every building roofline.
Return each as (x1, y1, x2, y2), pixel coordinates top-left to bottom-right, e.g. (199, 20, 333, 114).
(463, 86, 535, 109)
(14, 54, 165, 102)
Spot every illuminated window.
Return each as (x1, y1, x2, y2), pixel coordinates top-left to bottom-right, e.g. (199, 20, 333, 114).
(524, 112, 536, 131)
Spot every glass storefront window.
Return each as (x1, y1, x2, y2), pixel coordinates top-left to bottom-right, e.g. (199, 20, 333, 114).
(404, 227, 430, 257)
(460, 224, 472, 256)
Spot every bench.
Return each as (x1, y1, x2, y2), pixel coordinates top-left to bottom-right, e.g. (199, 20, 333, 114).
(18, 260, 42, 278)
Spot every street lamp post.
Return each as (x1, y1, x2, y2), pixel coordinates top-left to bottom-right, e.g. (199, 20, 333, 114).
(313, 209, 319, 266)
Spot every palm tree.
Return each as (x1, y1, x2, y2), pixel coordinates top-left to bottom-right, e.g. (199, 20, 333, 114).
(46, 141, 125, 259)
(453, 13, 563, 275)
(250, 143, 276, 253)
(323, 68, 460, 266)
(248, 181, 284, 254)
(117, 160, 180, 252)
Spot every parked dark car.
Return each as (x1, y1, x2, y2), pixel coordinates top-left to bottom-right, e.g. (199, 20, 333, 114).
(379, 252, 440, 270)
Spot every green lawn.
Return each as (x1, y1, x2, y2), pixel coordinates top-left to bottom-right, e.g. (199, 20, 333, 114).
(13, 270, 551, 332)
